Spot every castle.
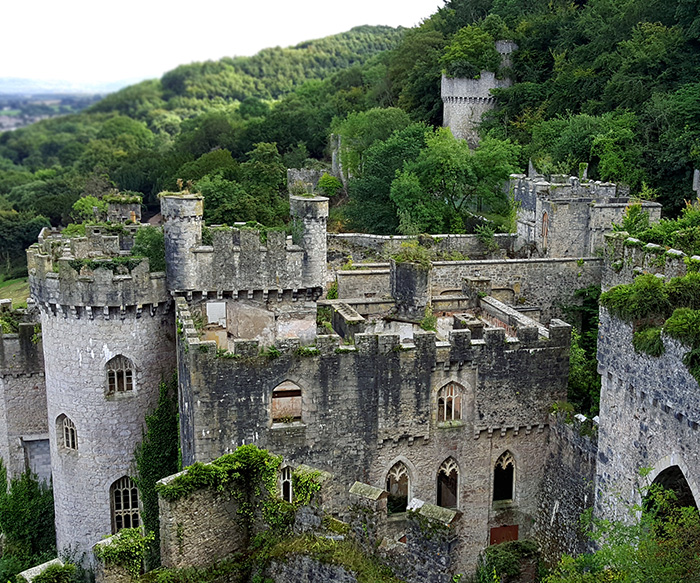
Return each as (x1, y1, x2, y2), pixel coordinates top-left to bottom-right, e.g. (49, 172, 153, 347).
(3, 164, 698, 580)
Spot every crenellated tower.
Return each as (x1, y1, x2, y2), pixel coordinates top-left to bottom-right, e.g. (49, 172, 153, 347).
(441, 40, 517, 148)
(27, 226, 175, 557)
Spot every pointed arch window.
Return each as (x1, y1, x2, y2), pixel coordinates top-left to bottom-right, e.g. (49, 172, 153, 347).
(281, 466, 293, 503)
(271, 381, 302, 423)
(106, 355, 135, 394)
(437, 458, 459, 508)
(110, 476, 140, 533)
(57, 415, 77, 451)
(494, 451, 515, 502)
(386, 461, 409, 514)
(437, 382, 462, 423)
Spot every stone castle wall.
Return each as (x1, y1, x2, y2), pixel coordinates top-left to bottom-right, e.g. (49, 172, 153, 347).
(533, 416, 597, 566)
(0, 323, 49, 481)
(441, 73, 513, 147)
(175, 298, 570, 572)
(511, 175, 662, 258)
(596, 309, 700, 519)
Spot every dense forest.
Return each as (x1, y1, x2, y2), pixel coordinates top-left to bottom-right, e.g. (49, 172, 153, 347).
(1, 1, 700, 279)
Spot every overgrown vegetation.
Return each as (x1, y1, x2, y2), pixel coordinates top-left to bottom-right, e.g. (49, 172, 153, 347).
(600, 273, 700, 381)
(563, 286, 601, 415)
(545, 479, 700, 582)
(472, 539, 539, 582)
(0, 460, 56, 582)
(94, 528, 155, 578)
(134, 376, 180, 568)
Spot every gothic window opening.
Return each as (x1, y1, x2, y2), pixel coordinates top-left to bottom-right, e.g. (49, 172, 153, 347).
(58, 415, 77, 451)
(271, 381, 302, 423)
(281, 466, 293, 503)
(494, 451, 515, 502)
(106, 355, 135, 394)
(386, 462, 409, 514)
(437, 382, 462, 423)
(437, 458, 459, 508)
(110, 476, 140, 533)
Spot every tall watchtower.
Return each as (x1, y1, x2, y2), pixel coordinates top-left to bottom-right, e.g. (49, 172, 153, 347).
(27, 226, 175, 557)
(441, 40, 517, 148)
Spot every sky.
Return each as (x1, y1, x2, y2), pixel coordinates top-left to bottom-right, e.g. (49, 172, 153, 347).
(2, 0, 443, 86)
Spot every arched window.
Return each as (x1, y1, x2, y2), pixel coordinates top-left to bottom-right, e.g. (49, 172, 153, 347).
(437, 458, 459, 508)
(437, 382, 462, 423)
(106, 355, 135, 394)
(110, 476, 140, 533)
(386, 461, 409, 514)
(494, 451, 515, 502)
(271, 381, 302, 423)
(57, 415, 77, 451)
(280, 466, 293, 503)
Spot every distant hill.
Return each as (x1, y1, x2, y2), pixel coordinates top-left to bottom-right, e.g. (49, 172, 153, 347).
(0, 78, 137, 95)
(89, 25, 404, 116)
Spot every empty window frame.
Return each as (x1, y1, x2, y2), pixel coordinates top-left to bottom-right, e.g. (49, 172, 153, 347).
(106, 355, 135, 394)
(271, 381, 302, 423)
(437, 382, 462, 423)
(437, 458, 459, 508)
(58, 415, 77, 451)
(110, 476, 140, 533)
(386, 461, 410, 514)
(281, 466, 293, 503)
(494, 451, 515, 502)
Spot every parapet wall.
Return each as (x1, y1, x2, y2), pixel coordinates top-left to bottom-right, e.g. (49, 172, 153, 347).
(329, 232, 516, 258)
(602, 231, 698, 290)
(176, 296, 570, 465)
(162, 194, 327, 294)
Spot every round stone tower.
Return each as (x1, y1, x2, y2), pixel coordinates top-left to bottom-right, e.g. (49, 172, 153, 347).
(289, 194, 328, 289)
(27, 226, 175, 557)
(441, 40, 517, 148)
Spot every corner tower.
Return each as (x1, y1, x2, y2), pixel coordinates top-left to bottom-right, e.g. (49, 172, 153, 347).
(27, 226, 175, 557)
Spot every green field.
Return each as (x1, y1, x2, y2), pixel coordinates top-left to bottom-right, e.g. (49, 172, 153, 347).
(0, 278, 30, 308)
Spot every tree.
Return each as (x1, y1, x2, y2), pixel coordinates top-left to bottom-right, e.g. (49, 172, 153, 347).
(390, 129, 520, 233)
(440, 24, 501, 78)
(333, 107, 411, 178)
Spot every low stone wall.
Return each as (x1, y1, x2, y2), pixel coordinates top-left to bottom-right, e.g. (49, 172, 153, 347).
(267, 556, 359, 583)
(158, 473, 245, 569)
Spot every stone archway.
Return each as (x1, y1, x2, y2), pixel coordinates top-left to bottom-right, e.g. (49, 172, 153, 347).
(649, 465, 698, 511)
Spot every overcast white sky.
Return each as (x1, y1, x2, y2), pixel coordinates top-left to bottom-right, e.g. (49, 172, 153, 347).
(2, 0, 443, 85)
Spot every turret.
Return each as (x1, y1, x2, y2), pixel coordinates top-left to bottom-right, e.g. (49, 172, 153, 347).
(161, 193, 204, 292)
(289, 194, 329, 290)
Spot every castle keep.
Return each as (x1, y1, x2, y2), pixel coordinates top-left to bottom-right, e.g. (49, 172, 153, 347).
(2, 171, 698, 581)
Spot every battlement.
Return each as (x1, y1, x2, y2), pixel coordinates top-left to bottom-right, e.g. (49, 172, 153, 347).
(176, 296, 570, 364)
(162, 193, 327, 293)
(602, 231, 700, 290)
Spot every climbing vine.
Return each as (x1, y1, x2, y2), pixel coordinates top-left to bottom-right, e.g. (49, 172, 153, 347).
(134, 375, 179, 568)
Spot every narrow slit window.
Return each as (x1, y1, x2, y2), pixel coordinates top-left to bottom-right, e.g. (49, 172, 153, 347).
(281, 466, 293, 503)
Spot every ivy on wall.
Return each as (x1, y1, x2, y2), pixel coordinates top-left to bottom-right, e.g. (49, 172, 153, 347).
(134, 375, 180, 568)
